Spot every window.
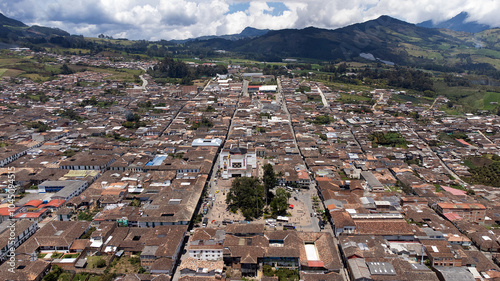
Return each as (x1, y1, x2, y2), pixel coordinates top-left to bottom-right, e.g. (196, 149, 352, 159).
(232, 162, 242, 168)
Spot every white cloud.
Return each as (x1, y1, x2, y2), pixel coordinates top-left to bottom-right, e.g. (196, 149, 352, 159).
(0, 0, 499, 40)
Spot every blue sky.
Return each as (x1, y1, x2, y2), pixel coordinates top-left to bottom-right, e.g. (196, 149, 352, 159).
(227, 2, 288, 16)
(0, 0, 498, 40)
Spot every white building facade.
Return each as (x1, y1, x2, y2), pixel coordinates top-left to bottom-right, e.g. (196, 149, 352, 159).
(219, 144, 257, 179)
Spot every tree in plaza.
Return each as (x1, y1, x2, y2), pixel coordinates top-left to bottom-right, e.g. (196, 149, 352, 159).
(226, 177, 265, 220)
(270, 187, 291, 216)
(262, 163, 276, 204)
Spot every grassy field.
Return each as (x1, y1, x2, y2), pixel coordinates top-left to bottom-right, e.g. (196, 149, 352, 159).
(0, 50, 144, 83)
(22, 73, 56, 82)
(392, 93, 434, 106)
(433, 79, 480, 99)
(477, 92, 500, 110)
(401, 43, 444, 60)
(324, 81, 374, 92)
(84, 37, 137, 46)
(463, 156, 494, 169)
(438, 106, 463, 115)
(430, 79, 499, 113)
(2, 69, 23, 77)
(0, 53, 62, 82)
(86, 66, 143, 83)
(109, 256, 142, 274)
(86, 256, 110, 269)
(0, 58, 21, 64)
(0, 56, 22, 77)
(338, 92, 372, 103)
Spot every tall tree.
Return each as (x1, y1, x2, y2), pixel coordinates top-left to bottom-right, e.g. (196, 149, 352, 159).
(270, 188, 291, 216)
(262, 163, 276, 204)
(226, 177, 265, 220)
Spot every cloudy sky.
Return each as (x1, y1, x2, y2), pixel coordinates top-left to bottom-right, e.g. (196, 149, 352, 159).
(0, 0, 499, 41)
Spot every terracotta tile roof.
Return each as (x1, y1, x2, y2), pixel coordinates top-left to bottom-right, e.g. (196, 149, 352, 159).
(189, 244, 223, 250)
(443, 212, 462, 221)
(121, 274, 171, 281)
(354, 220, 414, 236)
(458, 248, 499, 272)
(0, 206, 19, 216)
(1, 259, 51, 281)
(225, 224, 264, 235)
(42, 199, 66, 208)
(421, 240, 456, 259)
(177, 277, 218, 281)
(70, 239, 91, 250)
(178, 257, 223, 272)
(438, 202, 486, 210)
(24, 199, 43, 208)
(297, 232, 342, 271)
(331, 211, 355, 227)
(340, 235, 397, 260)
(301, 272, 343, 281)
(440, 186, 467, 196)
(307, 260, 325, 267)
(150, 257, 174, 272)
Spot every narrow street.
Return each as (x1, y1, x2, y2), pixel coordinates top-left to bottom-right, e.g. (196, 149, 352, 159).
(279, 78, 349, 281)
(315, 85, 330, 108)
(372, 92, 384, 111)
(138, 66, 149, 90)
(477, 130, 494, 144)
(422, 96, 438, 114)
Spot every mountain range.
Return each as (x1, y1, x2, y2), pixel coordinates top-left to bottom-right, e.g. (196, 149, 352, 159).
(417, 12, 495, 33)
(1, 12, 500, 71)
(172, 27, 270, 43)
(182, 15, 498, 66)
(0, 13, 70, 48)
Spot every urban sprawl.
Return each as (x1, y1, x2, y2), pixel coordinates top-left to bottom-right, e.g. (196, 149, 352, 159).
(1, 50, 500, 281)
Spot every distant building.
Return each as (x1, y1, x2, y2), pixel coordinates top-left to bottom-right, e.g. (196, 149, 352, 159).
(436, 203, 486, 223)
(360, 171, 384, 192)
(219, 144, 256, 179)
(433, 266, 475, 281)
(191, 138, 222, 147)
(187, 228, 225, 261)
(421, 240, 462, 267)
(16, 221, 91, 256)
(1, 259, 50, 281)
(38, 180, 88, 201)
(0, 220, 38, 261)
(59, 153, 115, 171)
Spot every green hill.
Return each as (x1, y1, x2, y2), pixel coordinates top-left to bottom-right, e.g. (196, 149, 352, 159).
(0, 13, 71, 47)
(184, 15, 500, 71)
(0, 13, 27, 27)
(1, 12, 500, 75)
